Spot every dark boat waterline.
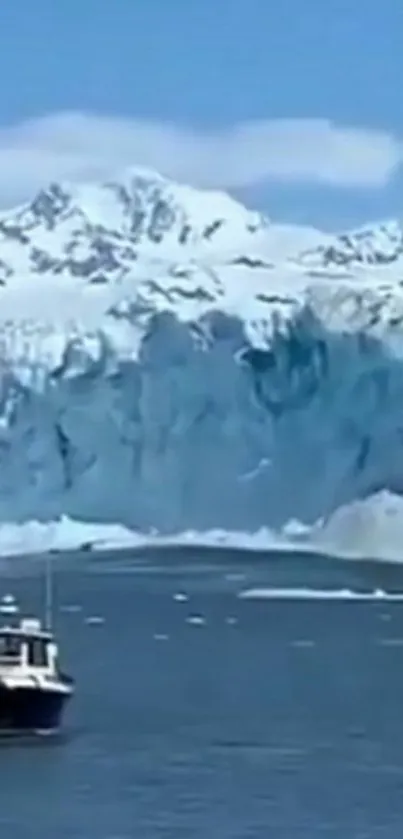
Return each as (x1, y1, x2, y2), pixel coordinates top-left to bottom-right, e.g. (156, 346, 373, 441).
(0, 684, 72, 735)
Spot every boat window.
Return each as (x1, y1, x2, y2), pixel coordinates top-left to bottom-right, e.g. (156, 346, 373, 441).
(27, 637, 48, 668)
(0, 633, 22, 664)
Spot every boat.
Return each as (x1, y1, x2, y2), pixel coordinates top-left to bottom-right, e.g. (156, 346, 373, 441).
(0, 557, 74, 736)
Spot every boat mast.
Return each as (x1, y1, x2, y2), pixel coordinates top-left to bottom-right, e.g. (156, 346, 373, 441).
(45, 552, 53, 631)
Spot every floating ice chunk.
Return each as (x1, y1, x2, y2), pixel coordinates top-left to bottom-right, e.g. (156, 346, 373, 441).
(377, 637, 403, 646)
(85, 615, 105, 625)
(186, 614, 205, 626)
(238, 587, 403, 601)
(0, 593, 19, 615)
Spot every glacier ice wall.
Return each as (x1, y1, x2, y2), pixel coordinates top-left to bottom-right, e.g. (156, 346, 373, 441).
(0, 301, 403, 533)
(0, 169, 402, 533)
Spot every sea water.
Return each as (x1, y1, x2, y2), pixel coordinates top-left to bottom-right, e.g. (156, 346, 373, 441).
(0, 547, 402, 837)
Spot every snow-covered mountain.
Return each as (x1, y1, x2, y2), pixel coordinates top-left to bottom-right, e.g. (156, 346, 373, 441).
(0, 166, 402, 535)
(297, 219, 403, 271)
(0, 166, 326, 285)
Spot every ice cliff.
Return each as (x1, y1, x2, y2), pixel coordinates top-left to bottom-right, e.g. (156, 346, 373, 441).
(0, 166, 402, 535)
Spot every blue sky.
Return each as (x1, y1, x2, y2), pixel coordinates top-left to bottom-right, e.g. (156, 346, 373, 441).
(0, 0, 402, 228)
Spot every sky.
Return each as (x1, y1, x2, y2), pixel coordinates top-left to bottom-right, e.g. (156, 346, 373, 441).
(0, 0, 402, 229)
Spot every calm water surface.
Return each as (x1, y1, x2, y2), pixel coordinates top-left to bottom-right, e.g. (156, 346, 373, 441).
(0, 548, 402, 837)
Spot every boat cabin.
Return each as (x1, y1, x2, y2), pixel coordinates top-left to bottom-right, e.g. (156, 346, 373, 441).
(0, 619, 57, 675)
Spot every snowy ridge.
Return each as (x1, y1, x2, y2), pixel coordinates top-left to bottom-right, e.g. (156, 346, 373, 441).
(0, 167, 401, 539)
(0, 167, 322, 286)
(297, 218, 403, 272)
(0, 165, 331, 293)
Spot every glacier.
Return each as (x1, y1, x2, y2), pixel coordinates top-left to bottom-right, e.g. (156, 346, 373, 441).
(0, 166, 402, 556)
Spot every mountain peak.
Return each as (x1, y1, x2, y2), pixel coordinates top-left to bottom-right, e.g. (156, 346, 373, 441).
(0, 166, 400, 295)
(298, 218, 403, 270)
(0, 167, 275, 287)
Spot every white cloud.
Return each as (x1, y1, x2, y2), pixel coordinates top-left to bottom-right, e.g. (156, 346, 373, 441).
(0, 111, 400, 206)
